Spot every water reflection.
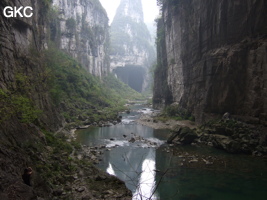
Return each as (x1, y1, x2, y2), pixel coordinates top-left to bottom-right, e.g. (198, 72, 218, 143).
(75, 104, 168, 199)
(132, 149, 159, 200)
(107, 163, 115, 176)
(75, 103, 267, 199)
(104, 148, 159, 200)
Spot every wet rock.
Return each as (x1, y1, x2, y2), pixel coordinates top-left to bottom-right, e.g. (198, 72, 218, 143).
(128, 137, 135, 143)
(105, 122, 113, 127)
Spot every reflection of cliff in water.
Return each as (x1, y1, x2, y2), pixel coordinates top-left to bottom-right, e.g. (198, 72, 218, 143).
(105, 147, 158, 199)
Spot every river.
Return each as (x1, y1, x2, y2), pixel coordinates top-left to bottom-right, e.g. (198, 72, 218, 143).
(75, 102, 267, 200)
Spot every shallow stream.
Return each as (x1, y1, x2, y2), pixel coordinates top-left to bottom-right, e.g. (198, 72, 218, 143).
(76, 103, 267, 200)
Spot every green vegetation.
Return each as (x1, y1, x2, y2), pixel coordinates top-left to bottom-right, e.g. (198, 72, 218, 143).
(0, 76, 42, 123)
(41, 0, 52, 7)
(66, 17, 76, 32)
(44, 44, 142, 124)
(156, 104, 195, 122)
(40, 0, 53, 18)
(22, 130, 81, 189)
(1, 43, 141, 126)
(1, 0, 141, 125)
(0, 0, 132, 198)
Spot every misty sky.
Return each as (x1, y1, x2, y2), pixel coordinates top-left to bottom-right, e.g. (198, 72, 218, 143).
(99, 0, 159, 24)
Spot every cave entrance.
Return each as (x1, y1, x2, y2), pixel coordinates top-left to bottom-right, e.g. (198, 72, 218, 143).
(113, 65, 145, 92)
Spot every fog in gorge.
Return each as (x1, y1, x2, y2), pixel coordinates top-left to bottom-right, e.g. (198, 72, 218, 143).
(100, 0, 159, 93)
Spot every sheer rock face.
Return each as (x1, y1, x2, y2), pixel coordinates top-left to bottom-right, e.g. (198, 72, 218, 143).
(52, 0, 110, 77)
(0, 0, 63, 131)
(154, 0, 267, 123)
(0, 1, 131, 199)
(0, 0, 61, 198)
(110, 0, 155, 92)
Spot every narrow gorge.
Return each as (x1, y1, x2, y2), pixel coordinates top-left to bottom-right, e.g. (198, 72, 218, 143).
(110, 0, 155, 92)
(0, 0, 135, 199)
(0, 0, 267, 199)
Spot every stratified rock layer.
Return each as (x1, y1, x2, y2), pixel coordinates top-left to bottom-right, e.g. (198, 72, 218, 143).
(52, 0, 110, 77)
(153, 0, 267, 124)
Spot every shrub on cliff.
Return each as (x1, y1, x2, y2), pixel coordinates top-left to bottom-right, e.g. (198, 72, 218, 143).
(43, 44, 142, 124)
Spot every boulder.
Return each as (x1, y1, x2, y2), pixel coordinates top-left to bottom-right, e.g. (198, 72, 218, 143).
(128, 137, 135, 143)
(212, 135, 241, 153)
(167, 127, 181, 144)
(179, 127, 198, 145)
(167, 127, 198, 145)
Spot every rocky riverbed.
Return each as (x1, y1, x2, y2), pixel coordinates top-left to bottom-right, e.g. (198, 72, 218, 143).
(137, 109, 267, 156)
(50, 128, 133, 200)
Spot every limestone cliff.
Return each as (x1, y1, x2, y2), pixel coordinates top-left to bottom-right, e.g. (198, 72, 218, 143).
(110, 0, 155, 92)
(0, 0, 132, 199)
(0, 0, 63, 131)
(52, 0, 110, 76)
(0, 0, 63, 198)
(154, 0, 267, 124)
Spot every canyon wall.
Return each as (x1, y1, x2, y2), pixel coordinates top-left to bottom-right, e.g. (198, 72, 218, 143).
(0, 0, 127, 198)
(0, 0, 63, 198)
(110, 0, 155, 92)
(0, 0, 63, 131)
(52, 0, 110, 76)
(154, 0, 267, 124)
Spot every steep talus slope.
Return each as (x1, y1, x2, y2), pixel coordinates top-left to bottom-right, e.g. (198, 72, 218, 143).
(154, 0, 267, 124)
